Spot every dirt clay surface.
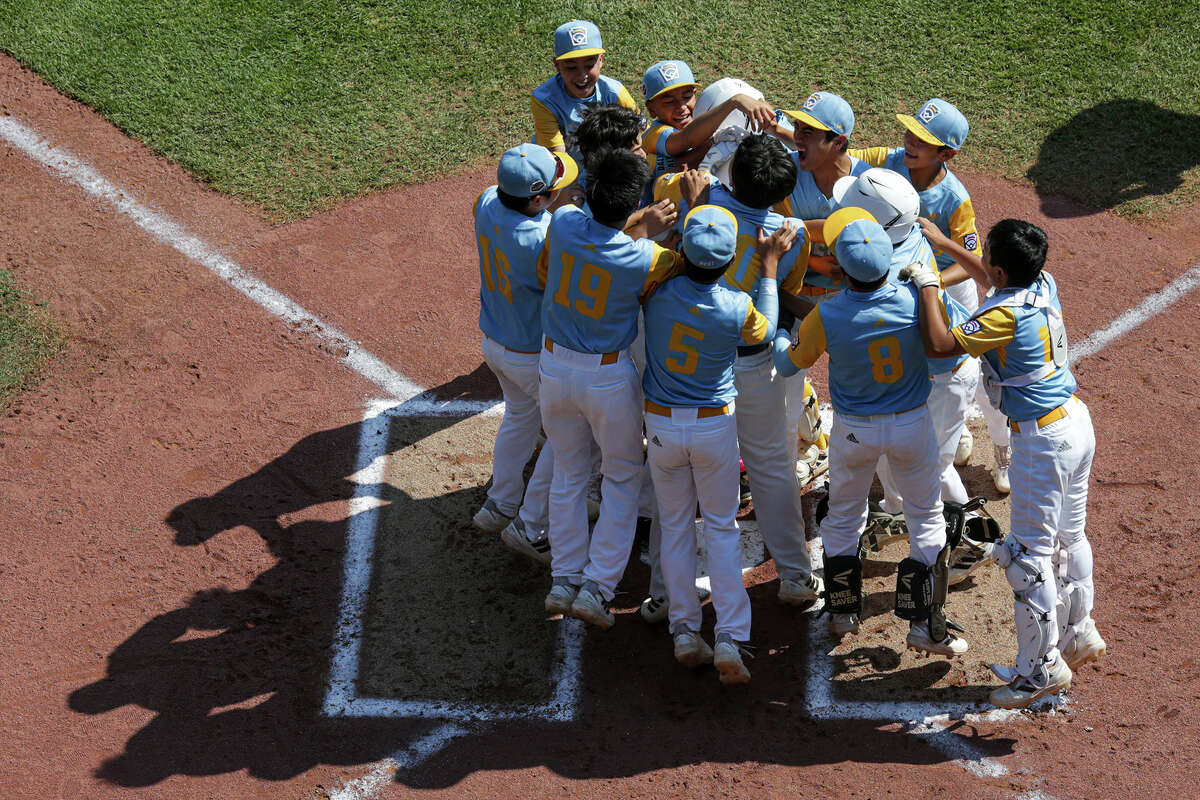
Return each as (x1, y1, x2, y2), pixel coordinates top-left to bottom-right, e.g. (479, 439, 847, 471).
(3, 54, 1200, 800)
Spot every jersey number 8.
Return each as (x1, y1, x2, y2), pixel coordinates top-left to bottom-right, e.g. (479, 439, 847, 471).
(867, 336, 904, 384)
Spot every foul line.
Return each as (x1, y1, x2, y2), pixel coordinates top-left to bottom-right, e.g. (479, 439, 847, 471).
(1072, 258, 1200, 359)
(0, 114, 498, 418)
(322, 399, 583, 724)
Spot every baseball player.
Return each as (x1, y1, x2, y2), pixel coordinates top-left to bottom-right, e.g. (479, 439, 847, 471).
(829, 167, 989, 582)
(911, 218, 1104, 708)
(471, 143, 578, 566)
(538, 147, 682, 628)
(642, 206, 794, 684)
(850, 98, 1013, 492)
(774, 206, 969, 657)
(531, 20, 638, 202)
(655, 135, 825, 609)
(639, 60, 777, 199)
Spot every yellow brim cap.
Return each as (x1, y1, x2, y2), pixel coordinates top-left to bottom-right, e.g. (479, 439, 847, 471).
(823, 206, 877, 248)
(781, 109, 830, 132)
(896, 114, 946, 147)
(551, 152, 579, 191)
(647, 81, 700, 102)
(555, 47, 605, 61)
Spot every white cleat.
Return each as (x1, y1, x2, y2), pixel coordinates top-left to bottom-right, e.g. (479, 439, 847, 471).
(472, 499, 513, 533)
(673, 630, 714, 667)
(992, 444, 1011, 494)
(989, 657, 1072, 709)
(713, 641, 751, 685)
(570, 587, 615, 629)
(954, 426, 974, 466)
(906, 622, 969, 657)
(779, 573, 823, 606)
(500, 519, 552, 566)
(544, 583, 579, 616)
(829, 613, 860, 636)
(1061, 620, 1108, 670)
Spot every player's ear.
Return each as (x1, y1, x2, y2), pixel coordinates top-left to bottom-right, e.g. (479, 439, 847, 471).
(940, 148, 958, 163)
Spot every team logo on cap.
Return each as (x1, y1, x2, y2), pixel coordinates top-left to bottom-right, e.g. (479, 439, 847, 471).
(919, 102, 942, 124)
(964, 232, 978, 251)
(961, 319, 982, 335)
(529, 178, 546, 193)
(659, 63, 679, 81)
(802, 92, 821, 111)
(569, 26, 588, 46)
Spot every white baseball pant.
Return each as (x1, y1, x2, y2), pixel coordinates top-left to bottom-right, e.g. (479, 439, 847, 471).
(481, 334, 552, 533)
(878, 358, 980, 510)
(539, 343, 645, 602)
(732, 347, 813, 581)
(823, 405, 945, 566)
(646, 407, 751, 641)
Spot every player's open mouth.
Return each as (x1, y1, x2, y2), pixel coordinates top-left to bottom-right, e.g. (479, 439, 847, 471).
(796, 147, 808, 161)
(675, 110, 691, 125)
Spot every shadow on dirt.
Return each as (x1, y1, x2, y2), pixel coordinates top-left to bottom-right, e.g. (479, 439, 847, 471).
(1028, 100, 1200, 218)
(68, 366, 1017, 789)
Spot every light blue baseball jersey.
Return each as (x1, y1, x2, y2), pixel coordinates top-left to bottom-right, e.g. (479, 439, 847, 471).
(659, 179, 812, 298)
(531, 74, 638, 184)
(473, 186, 552, 352)
(781, 282, 931, 416)
(952, 272, 1077, 420)
(777, 154, 872, 289)
(540, 205, 681, 354)
(852, 147, 982, 273)
(886, 224, 968, 375)
(643, 275, 776, 407)
(641, 121, 682, 199)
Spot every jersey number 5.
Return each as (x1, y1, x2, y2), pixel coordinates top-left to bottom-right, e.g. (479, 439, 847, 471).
(666, 322, 705, 374)
(553, 253, 611, 319)
(478, 235, 513, 304)
(868, 336, 904, 384)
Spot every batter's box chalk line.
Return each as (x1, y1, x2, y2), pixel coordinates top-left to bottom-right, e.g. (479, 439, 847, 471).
(322, 399, 583, 724)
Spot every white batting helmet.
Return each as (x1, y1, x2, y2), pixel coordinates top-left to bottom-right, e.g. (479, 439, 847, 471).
(831, 168, 919, 245)
(693, 78, 767, 188)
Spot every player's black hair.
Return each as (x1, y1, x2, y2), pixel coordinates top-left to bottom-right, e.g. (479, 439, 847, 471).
(682, 253, 729, 284)
(497, 187, 553, 214)
(844, 273, 886, 292)
(823, 129, 849, 153)
(575, 104, 646, 161)
(586, 147, 650, 225)
(730, 134, 797, 209)
(986, 218, 1048, 287)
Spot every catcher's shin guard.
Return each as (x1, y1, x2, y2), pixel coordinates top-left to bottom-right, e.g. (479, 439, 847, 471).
(1054, 539, 1096, 648)
(895, 547, 962, 643)
(798, 377, 826, 449)
(997, 539, 1059, 679)
(822, 554, 862, 615)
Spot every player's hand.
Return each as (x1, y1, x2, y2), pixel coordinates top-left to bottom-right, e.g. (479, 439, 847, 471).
(898, 261, 940, 290)
(918, 217, 951, 249)
(679, 169, 710, 210)
(660, 229, 682, 250)
(641, 198, 678, 238)
(734, 94, 778, 133)
(755, 221, 797, 280)
(808, 254, 846, 284)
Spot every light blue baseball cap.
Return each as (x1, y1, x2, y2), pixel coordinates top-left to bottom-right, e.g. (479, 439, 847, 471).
(897, 98, 969, 150)
(497, 143, 578, 197)
(782, 91, 855, 138)
(682, 205, 739, 269)
(642, 60, 699, 101)
(554, 20, 604, 60)
(826, 207, 892, 282)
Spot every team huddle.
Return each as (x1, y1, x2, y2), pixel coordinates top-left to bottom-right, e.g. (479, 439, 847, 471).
(470, 19, 1105, 707)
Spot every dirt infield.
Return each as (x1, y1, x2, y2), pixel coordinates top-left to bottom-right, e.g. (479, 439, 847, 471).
(3, 52, 1200, 800)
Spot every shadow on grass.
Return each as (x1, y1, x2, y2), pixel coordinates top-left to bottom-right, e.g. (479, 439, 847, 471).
(66, 366, 1017, 789)
(1028, 100, 1200, 217)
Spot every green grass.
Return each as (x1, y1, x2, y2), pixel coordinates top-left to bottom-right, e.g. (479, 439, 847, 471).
(0, 270, 61, 409)
(0, 0, 1198, 219)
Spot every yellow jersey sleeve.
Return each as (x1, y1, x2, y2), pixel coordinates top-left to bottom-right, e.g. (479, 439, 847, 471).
(640, 245, 684, 302)
(948, 198, 981, 255)
(788, 305, 828, 369)
(778, 235, 814, 296)
(848, 146, 890, 167)
(741, 300, 770, 345)
(773, 197, 794, 217)
(952, 306, 1017, 359)
(616, 85, 639, 113)
(531, 96, 564, 151)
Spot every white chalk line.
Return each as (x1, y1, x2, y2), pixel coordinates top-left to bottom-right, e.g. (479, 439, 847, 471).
(323, 399, 583, 723)
(326, 722, 470, 800)
(1072, 258, 1200, 359)
(0, 114, 499, 417)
